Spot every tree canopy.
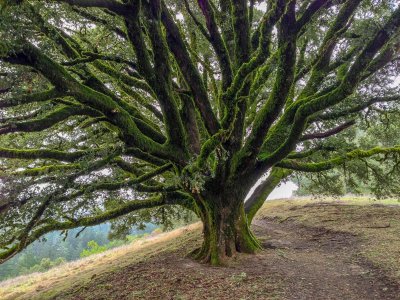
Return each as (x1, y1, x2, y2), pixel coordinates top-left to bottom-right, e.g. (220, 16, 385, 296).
(0, 0, 399, 265)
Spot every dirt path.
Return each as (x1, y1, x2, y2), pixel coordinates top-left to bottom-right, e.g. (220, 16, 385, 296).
(252, 218, 400, 300)
(51, 216, 400, 300)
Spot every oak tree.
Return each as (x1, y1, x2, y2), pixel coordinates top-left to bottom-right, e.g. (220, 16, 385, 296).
(0, 0, 399, 265)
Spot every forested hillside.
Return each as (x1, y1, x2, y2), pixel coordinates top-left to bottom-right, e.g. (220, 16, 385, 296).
(0, 223, 156, 281)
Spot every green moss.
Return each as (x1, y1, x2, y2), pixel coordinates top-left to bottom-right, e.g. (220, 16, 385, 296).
(0, 148, 86, 161)
(0, 88, 60, 108)
(11, 164, 79, 176)
(277, 146, 400, 172)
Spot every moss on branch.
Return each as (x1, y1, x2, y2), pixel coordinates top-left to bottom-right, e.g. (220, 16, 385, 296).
(0, 105, 101, 135)
(9, 163, 80, 176)
(0, 193, 190, 263)
(0, 88, 61, 108)
(277, 146, 400, 172)
(0, 148, 86, 161)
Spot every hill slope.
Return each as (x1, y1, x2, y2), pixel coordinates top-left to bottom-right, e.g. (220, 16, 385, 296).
(1, 197, 400, 300)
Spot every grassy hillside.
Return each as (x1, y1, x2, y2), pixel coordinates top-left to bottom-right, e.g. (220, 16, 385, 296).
(1, 197, 400, 300)
(0, 223, 157, 282)
(0, 223, 203, 300)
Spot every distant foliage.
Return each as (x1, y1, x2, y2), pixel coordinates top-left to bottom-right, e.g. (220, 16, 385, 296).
(28, 257, 66, 274)
(0, 223, 156, 281)
(80, 240, 108, 258)
(80, 234, 147, 258)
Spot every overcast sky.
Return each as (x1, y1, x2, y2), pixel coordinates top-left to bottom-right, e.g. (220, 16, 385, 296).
(268, 182, 298, 199)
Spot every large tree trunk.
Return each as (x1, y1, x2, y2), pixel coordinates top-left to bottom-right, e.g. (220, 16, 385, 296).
(192, 197, 261, 265)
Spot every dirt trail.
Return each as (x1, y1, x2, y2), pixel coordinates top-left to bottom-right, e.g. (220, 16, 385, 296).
(252, 218, 400, 300)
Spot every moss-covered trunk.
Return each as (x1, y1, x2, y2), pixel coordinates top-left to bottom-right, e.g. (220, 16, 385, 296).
(192, 198, 261, 265)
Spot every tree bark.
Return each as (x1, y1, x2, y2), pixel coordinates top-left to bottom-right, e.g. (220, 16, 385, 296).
(192, 197, 261, 265)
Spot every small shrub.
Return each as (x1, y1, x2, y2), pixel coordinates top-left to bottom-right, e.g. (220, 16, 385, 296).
(80, 241, 107, 258)
(27, 257, 66, 274)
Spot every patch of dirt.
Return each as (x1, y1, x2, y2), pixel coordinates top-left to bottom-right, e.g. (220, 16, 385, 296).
(34, 202, 400, 299)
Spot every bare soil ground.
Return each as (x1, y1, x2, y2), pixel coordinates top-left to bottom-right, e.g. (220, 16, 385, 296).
(1, 198, 400, 300)
(252, 219, 399, 300)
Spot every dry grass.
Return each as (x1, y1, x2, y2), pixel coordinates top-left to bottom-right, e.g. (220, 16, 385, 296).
(0, 223, 202, 300)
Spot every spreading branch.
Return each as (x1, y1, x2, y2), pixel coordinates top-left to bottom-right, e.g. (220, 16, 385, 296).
(277, 146, 400, 172)
(301, 119, 356, 141)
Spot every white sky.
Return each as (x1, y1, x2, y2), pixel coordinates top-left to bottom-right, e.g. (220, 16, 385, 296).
(246, 174, 298, 202)
(268, 181, 298, 199)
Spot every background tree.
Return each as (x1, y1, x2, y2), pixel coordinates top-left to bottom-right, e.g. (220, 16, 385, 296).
(295, 114, 400, 197)
(0, 0, 399, 265)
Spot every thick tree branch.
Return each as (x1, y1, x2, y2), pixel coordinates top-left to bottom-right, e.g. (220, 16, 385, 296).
(143, 1, 187, 150)
(221, 0, 286, 115)
(298, 0, 361, 99)
(0, 105, 101, 135)
(258, 5, 400, 170)
(161, 4, 220, 135)
(0, 148, 87, 161)
(277, 146, 400, 172)
(182, 0, 211, 41)
(197, 0, 233, 89)
(0, 89, 61, 108)
(8, 163, 80, 176)
(231, 0, 250, 66)
(1, 43, 182, 162)
(0, 192, 190, 263)
(295, 0, 330, 34)
(123, 3, 187, 153)
(237, 2, 297, 173)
